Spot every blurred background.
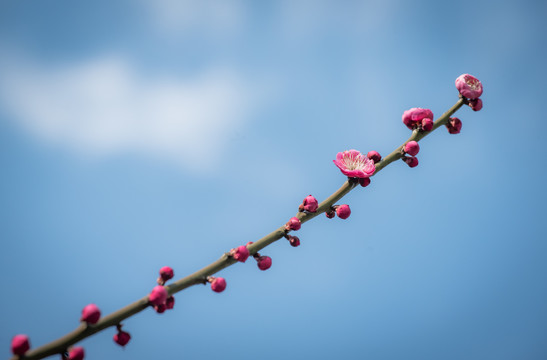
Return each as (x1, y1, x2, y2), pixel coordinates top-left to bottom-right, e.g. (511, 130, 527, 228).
(1, 1, 546, 359)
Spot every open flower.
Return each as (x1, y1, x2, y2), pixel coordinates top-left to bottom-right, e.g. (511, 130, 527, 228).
(333, 150, 375, 178)
(455, 74, 483, 99)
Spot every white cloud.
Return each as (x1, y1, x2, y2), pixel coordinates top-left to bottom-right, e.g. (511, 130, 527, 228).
(0, 55, 255, 173)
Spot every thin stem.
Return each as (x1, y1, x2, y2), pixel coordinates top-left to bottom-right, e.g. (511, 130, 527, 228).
(11, 97, 466, 360)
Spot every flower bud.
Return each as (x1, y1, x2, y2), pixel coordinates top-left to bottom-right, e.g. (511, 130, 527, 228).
(402, 108, 434, 130)
(359, 177, 371, 187)
(166, 296, 175, 310)
(325, 209, 336, 219)
(68, 346, 85, 360)
(446, 117, 462, 134)
(256, 255, 272, 271)
(366, 151, 381, 164)
(11, 334, 30, 356)
(469, 98, 483, 111)
(285, 217, 301, 231)
(421, 118, 434, 131)
(336, 204, 351, 219)
(287, 235, 300, 247)
(301, 195, 319, 213)
(149, 285, 168, 306)
(404, 141, 420, 156)
(154, 304, 166, 313)
(158, 266, 174, 285)
(80, 304, 101, 325)
(113, 330, 131, 347)
(231, 245, 250, 263)
(403, 156, 419, 168)
(455, 73, 483, 99)
(210, 277, 227, 293)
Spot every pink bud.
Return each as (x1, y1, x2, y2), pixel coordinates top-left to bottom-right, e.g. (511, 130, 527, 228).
(404, 141, 420, 156)
(165, 296, 175, 310)
(455, 73, 483, 99)
(68, 346, 85, 360)
(421, 118, 434, 131)
(446, 117, 462, 134)
(149, 285, 168, 306)
(359, 177, 371, 187)
(80, 304, 101, 325)
(232, 245, 250, 263)
(11, 334, 30, 356)
(256, 255, 272, 270)
(336, 204, 351, 219)
(113, 330, 131, 347)
(158, 266, 174, 284)
(285, 217, 301, 231)
(366, 151, 381, 164)
(325, 209, 335, 219)
(301, 195, 319, 213)
(469, 98, 483, 111)
(287, 235, 300, 247)
(210, 277, 227, 293)
(403, 156, 419, 168)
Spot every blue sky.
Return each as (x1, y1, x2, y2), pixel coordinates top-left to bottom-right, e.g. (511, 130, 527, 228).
(1, 1, 546, 359)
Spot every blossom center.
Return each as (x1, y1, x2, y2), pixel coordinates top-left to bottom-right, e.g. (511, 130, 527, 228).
(466, 78, 480, 90)
(343, 156, 366, 170)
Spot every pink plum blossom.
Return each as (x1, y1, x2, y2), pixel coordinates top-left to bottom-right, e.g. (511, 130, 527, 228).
(149, 286, 168, 306)
(231, 245, 250, 263)
(11, 334, 30, 356)
(80, 304, 101, 325)
(403, 156, 419, 168)
(210, 277, 227, 293)
(256, 255, 272, 270)
(446, 117, 462, 134)
(455, 74, 483, 99)
(402, 108, 434, 130)
(300, 195, 319, 213)
(333, 150, 375, 178)
(336, 204, 351, 219)
(113, 330, 131, 347)
(404, 141, 420, 156)
(68, 346, 85, 360)
(285, 217, 301, 231)
(469, 98, 483, 111)
(366, 150, 381, 164)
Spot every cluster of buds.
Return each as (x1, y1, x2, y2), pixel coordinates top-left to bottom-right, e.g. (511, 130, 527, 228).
(447, 74, 483, 134)
(402, 108, 434, 132)
(326, 204, 351, 219)
(149, 266, 175, 313)
(401, 140, 420, 168)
